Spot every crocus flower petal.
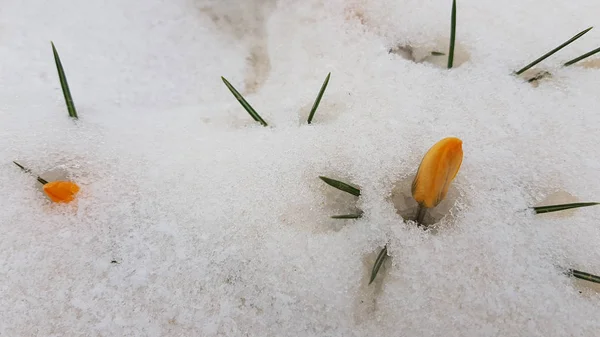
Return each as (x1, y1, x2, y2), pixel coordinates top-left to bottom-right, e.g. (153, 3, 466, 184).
(411, 137, 463, 208)
(43, 181, 80, 203)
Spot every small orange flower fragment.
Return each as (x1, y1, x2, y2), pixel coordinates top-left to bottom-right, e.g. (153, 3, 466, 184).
(43, 181, 80, 203)
(411, 137, 463, 208)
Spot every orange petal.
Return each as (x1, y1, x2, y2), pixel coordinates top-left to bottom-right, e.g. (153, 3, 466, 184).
(411, 137, 463, 208)
(43, 181, 80, 203)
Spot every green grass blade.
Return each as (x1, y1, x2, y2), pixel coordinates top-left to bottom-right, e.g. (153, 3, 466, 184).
(369, 246, 388, 285)
(331, 213, 363, 219)
(307, 72, 331, 124)
(515, 26, 593, 75)
(564, 46, 600, 66)
(319, 176, 360, 196)
(221, 76, 268, 126)
(431, 51, 446, 56)
(533, 202, 599, 214)
(13, 161, 48, 184)
(13, 161, 30, 173)
(570, 269, 600, 284)
(447, 0, 457, 69)
(51, 42, 78, 119)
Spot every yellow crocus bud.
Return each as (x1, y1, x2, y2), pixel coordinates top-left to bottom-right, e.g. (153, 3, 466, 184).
(43, 181, 80, 203)
(411, 137, 463, 208)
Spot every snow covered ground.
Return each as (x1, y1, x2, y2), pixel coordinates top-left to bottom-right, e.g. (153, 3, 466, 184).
(2, 0, 600, 335)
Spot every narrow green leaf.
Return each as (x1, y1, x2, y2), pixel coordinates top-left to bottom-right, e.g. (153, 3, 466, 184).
(221, 76, 268, 126)
(515, 26, 593, 75)
(13, 161, 30, 173)
(51, 42, 78, 119)
(533, 202, 599, 214)
(13, 161, 48, 184)
(369, 246, 388, 285)
(307, 72, 331, 124)
(319, 176, 360, 196)
(447, 0, 457, 69)
(331, 213, 363, 219)
(570, 269, 600, 284)
(431, 51, 446, 56)
(564, 46, 600, 66)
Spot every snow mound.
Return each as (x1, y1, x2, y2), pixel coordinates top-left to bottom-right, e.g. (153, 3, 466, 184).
(2, 0, 600, 335)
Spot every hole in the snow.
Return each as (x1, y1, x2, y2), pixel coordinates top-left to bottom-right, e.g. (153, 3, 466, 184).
(389, 174, 461, 227)
(32, 165, 70, 201)
(574, 277, 600, 295)
(353, 246, 391, 323)
(578, 58, 600, 69)
(516, 68, 552, 87)
(344, 3, 469, 68)
(389, 38, 470, 68)
(534, 190, 579, 219)
(279, 170, 361, 233)
(18, 157, 87, 202)
(297, 93, 347, 125)
(318, 174, 362, 231)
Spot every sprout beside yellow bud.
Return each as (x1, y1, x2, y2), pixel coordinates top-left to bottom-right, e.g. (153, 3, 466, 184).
(411, 137, 463, 221)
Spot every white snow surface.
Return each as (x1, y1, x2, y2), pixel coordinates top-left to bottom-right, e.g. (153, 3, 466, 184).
(2, 0, 600, 335)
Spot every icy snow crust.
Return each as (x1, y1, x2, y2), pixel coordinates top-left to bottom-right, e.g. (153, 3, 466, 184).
(2, 0, 600, 335)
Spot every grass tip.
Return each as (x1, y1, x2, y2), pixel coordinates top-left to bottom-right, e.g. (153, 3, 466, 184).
(570, 268, 600, 284)
(331, 213, 363, 219)
(319, 176, 360, 197)
(221, 76, 268, 126)
(447, 0, 457, 69)
(533, 202, 600, 214)
(369, 246, 388, 285)
(307, 72, 331, 124)
(564, 45, 600, 67)
(51, 41, 78, 119)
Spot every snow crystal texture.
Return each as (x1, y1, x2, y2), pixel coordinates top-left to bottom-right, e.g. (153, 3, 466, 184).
(2, 0, 600, 336)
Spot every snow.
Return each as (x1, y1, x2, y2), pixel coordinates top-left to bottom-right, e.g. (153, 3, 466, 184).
(2, 0, 600, 335)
